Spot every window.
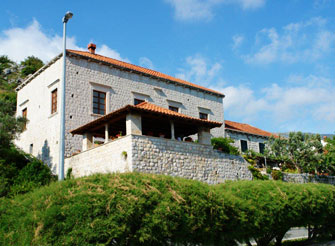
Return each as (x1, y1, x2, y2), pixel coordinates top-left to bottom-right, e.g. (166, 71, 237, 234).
(199, 112, 208, 120)
(51, 89, 57, 114)
(22, 108, 27, 130)
(29, 144, 33, 154)
(241, 140, 248, 152)
(134, 98, 145, 105)
(93, 90, 106, 115)
(169, 106, 179, 112)
(259, 143, 265, 154)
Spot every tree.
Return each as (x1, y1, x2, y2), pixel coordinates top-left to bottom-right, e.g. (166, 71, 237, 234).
(0, 55, 14, 75)
(0, 97, 26, 150)
(324, 136, 335, 175)
(20, 56, 44, 78)
(265, 132, 324, 174)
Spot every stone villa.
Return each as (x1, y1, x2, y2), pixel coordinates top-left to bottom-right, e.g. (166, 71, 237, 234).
(225, 120, 278, 154)
(15, 43, 271, 182)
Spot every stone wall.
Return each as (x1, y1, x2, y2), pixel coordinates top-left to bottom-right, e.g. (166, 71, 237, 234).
(64, 134, 252, 183)
(225, 130, 267, 153)
(283, 173, 335, 185)
(65, 135, 132, 177)
(131, 135, 252, 184)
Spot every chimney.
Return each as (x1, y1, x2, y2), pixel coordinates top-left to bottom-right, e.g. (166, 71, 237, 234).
(88, 43, 96, 54)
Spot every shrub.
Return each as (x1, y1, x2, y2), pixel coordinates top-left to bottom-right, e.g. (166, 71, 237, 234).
(0, 145, 56, 197)
(211, 137, 240, 155)
(271, 170, 283, 181)
(248, 165, 269, 180)
(1, 173, 335, 246)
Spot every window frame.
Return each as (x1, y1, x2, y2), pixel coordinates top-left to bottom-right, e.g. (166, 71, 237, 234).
(93, 90, 106, 115)
(259, 142, 265, 154)
(51, 88, 58, 114)
(199, 112, 208, 120)
(241, 140, 248, 152)
(22, 108, 27, 130)
(134, 98, 145, 105)
(168, 105, 179, 112)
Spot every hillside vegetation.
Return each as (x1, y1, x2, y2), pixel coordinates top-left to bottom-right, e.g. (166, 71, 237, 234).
(1, 173, 335, 246)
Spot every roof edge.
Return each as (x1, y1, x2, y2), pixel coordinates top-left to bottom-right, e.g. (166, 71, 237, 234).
(67, 50, 225, 98)
(16, 53, 63, 91)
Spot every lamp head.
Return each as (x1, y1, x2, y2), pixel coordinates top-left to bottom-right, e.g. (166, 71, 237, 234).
(63, 11, 73, 23)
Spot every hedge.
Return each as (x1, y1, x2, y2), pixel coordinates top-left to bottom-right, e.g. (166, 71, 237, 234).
(1, 173, 335, 246)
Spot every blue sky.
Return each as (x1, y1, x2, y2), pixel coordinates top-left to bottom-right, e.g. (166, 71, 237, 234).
(1, 0, 335, 134)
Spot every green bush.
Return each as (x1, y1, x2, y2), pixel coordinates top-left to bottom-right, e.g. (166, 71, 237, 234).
(211, 137, 240, 155)
(1, 173, 335, 246)
(248, 165, 269, 180)
(0, 145, 56, 197)
(271, 170, 283, 181)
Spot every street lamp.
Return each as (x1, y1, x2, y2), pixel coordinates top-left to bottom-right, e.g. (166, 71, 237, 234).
(59, 11, 73, 181)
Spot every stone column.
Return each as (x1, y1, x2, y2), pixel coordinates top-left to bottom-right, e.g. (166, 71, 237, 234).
(104, 124, 109, 143)
(198, 127, 211, 145)
(126, 113, 142, 135)
(170, 121, 175, 140)
(82, 133, 93, 151)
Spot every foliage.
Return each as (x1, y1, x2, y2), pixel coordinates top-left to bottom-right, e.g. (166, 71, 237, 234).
(216, 180, 335, 246)
(0, 173, 237, 246)
(66, 168, 73, 180)
(0, 146, 56, 197)
(265, 132, 324, 174)
(0, 97, 26, 149)
(271, 170, 283, 181)
(20, 56, 44, 78)
(323, 136, 335, 175)
(1, 174, 335, 246)
(211, 137, 240, 155)
(248, 165, 269, 180)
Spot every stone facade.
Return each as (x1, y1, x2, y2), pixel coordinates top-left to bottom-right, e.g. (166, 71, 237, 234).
(225, 130, 267, 153)
(16, 53, 225, 174)
(65, 135, 252, 184)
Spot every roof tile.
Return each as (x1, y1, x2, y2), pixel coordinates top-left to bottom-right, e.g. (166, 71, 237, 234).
(225, 120, 278, 138)
(67, 49, 224, 96)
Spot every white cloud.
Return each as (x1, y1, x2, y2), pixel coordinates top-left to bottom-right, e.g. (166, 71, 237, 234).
(232, 34, 244, 50)
(212, 75, 335, 131)
(213, 74, 335, 127)
(0, 19, 128, 63)
(96, 44, 129, 63)
(165, 0, 265, 21)
(139, 57, 155, 70)
(175, 55, 223, 86)
(243, 17, 335, 64)
(237, 0, 265, 9)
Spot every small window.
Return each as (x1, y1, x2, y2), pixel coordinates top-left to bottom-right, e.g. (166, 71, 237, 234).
(51, 89, 57, 114)
(169, 106, 179, 112)
(199, 112, 208, 120)
(29, 144, 33, 154)
(93, 90, 106, 115)
(134, 98, 145, 105)
(22, 108, 27, 130)
(259, 143, 265, 154)
(241, 140, 248, 152)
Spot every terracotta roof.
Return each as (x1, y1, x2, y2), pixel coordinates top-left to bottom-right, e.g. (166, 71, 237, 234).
(67, 49, 224, 97)
(71, 102, 222, 135)
(225, 120, 278, 138)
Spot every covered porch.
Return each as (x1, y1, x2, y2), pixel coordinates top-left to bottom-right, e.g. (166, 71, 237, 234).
(70, 102, 222, 151)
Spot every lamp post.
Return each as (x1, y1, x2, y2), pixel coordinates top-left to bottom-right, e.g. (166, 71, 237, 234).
(59, 11, 73, 181)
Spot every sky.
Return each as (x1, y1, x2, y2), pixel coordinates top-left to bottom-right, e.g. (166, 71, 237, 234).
(1, 0, 335, 134)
